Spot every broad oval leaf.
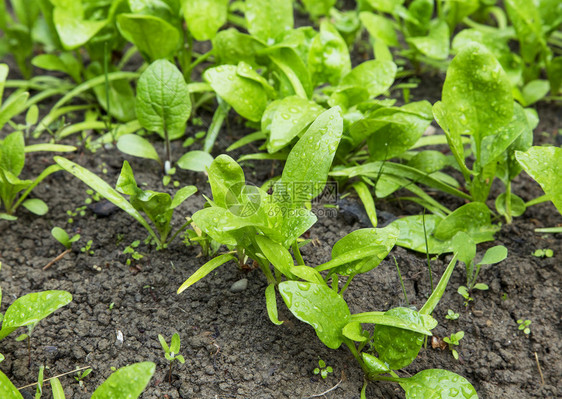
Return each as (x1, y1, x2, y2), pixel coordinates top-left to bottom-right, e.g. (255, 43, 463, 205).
(308, 21, 351, 86)
(434, 202, 493, 241)
(0, 131, 25, 176)
(403, 369, 478, 399)
(407, 19, 450, 60)
(495, 193, 526, 218)
(22, 198, 48, 215)
(53, 5, 107, 50)
(255, 236, 295, 279)
(177, 151, 214, 172)
(204, 65, 268, 122)
(478, 245, 508, 266)
(340, 60, 397, 99)
(360, 12, 399, 46)
(116, 134, 160, 163)
(91, 362, 155, 399)
(245, 0, 293, 44)
(278, 281, 350, 349)
(0, 290, 72, 340)
(207, 154, 246, 208)
(136, 60, 191, 140)
(0, 370, 23, 399)
(362, 352, 391, 376)
(183, 0, 228, 41)
(117, 14, 180, 61)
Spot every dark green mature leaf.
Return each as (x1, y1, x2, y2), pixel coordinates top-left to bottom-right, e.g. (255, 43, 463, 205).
(91, 362, 155, 399)
(204, 65, 268, 122)
(136, 59, 191, 140)
(402, 369, 478, 399)
(279, 281, 350, 349)
(245, 0, 293, 44)
(262, 96, 324, 153)
(330, 225, 399, 276)
(505, 0, 544, 63)
(0, 131, 25, 176)
(183, 0, 228, 40)
(0, 370, 23, 399)
(0, 290, 72, 340)
(278, 107, 343, 206)
(515, 146, 562, 214)
(441, 43, 512, 152)
(372, 307, 426, 370)
(117, 14, 180, 61)
(407, 19, 450, 60)
(308, 21, 351, 86)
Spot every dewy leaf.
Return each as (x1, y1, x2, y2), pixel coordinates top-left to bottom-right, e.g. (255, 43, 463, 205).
(407, 19, 450, 60)
(91, 362, 155, 399)
(505, 0, 544, 64)
(442, 43, 512, 152)
(278, 107, 343, 206)
(0, 131, 25, 176)
(117, 14, 180, 61)
(183, 0, 228, 41)
(207, 154, 246, 208)
(212, 28, 266, 66)
(0, 370, 23, 399)
(515, 146, 562, 214)
(340, 60, 397, 98)
(262, 96, 324, 153)
(116, 134, 160, 163)
(402, 369, 478, 399)
(255, 236, 295, 279)
(362, 353, 390, 376)
(0, 290, 72, 340)
(278, 281, 350, 349)
(177, 151, 214, 172)
(245, 0, 293, 44)
(204, 65, 268, 122)
(308, 21, 351, 86)
(434, 202, 494, 241)
(136, 59, 191, 140)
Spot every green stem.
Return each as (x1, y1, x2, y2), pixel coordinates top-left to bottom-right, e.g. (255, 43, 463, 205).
(525, 194, 550, 207)
(292, 241, 305, 266)
(203, 97, 229, 153)
(190, 50, 213, 70)
(420, 253, 458, 315)
(393, 256, 409, 306)
(166, 218, 193, 247)
(505, 181, 512, 224)
(422, 211, 434, 292)
(339, 276, 354, 296)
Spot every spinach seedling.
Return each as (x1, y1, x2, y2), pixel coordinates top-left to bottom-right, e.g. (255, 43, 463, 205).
(445, 309, 460, 320)
(443, 331, 465, 360)
(74, 367, 93, 390)
(51, 227, 80, 250)
(532, 249, 554, 258)
(80, 240, 94, 256)
(313, 358, 333, 380)
(158, 333, 185, 384)
(54, 157, 197, 250)
(517, 319, 532, 335)
(457, 286, 473, 307)
(123, 240, 144, 266)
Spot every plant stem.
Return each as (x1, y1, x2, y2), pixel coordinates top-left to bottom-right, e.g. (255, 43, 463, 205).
(505, 181, 512, 224)
(166, 218, 193, 247)
(339, 276, 354, 296)
(393, 256, 409, 306)
(422, 211, 434, 292)
(292, 241, 305, 266)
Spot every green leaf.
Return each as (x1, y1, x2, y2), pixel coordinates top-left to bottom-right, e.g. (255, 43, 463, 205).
(402, 369, 478, 399)
(54, 157, 158, 242)
(340, 59, 397, 98)
(22, 198, 48, 215)
(52, 3, 107, 50)
(136, 59, 191, 140)
(50, 377, 66, 399)
(0, 64, 8, 106)
(351, 181, 377, 227)
(407, 19, 450, 60)
(91, 362, 155, 399)
(289, 266, 325, 285)
(212, 28, 266, 66)
(308, 21, 351, 86)
(265, 284, 283, 325)
(520, 80, 550, 106)
(177, 254, 236, 293)
(0, 92, 29, 130)
(434, 203, 494, 241)
(170, 333, 180, 354)
(479, 245, 507, 265)
(505, 0, 544, 63)
(0, 131, 25, 176)
(515, 146, 562, 214)
(117, 14, 180, 61)
(362, 353, 390, 377)
(158, 334, 169, 353)
(262, 96, 323, 153)
(302, 0, 336, 18)
(245, 0, 293, 43)
(278, 281, 350, 349)
(268, 48, 312, 98)
(0, 370, 23, 399)
(0, 290, 72, 340)
(452, 232, 476, 266)
(204, 64, 268, 122)
(177, 151, 214, 172)
(255, 236, 295, 279)
(183, 0, 228, 40)
(207, 154, 246, 208)
(420, 254, 458, 315)
(330, 225, 399, 276)
(170, 186, 197, 209)
(441, 43, 513, 154)
(51, 227, 71, 248)
(278, 107, 343, 206)
(495, 193, 526, 218)
(372, 307, 427, 370)
(116, 134, 160, 163)
(365, 0, 403, 13)
(360, 12, 399, 46)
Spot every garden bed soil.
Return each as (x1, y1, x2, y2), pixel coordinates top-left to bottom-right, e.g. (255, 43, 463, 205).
(0, 45, 561, 399)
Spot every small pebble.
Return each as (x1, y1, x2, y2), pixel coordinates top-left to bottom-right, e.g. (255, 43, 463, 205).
(115, 330, 124, 345)
(230, 279, 248, 293)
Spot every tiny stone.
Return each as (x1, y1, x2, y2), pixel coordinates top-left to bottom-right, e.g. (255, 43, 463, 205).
(115, 330, 124, 345)
(230, 278, 248, 293)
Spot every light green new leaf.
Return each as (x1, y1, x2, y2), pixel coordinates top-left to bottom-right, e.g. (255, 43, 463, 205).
(407, 19, 450, 60)
(22, 198, 48, 215)
(340, 60, 397, 98)
(183, 0, 228, 41)
(0, 91, 29, 130)
(212, 28, 266, 66)
(278, 107, 343, 206)
(52, 3, 107, 50)
(352, 181, 377, 227)
(177, 151, 214, 172)
(0, 290, 72, 340)
(362, 353, 391, 376)
(308, 21, 351, 86)
(479, 245, 508, 265)
(0, 64, 8, 106)
(495, 193, 526, 218)
(207, 154, 246, 208)
(204, 65, 268, 122)
(279, 281, 350, 349)
(515, 146, 562, 214)
(91, 362, 155, 399)
(360, 12, 399, 47)
(434, 202, 494, 241)
(0, 370, 23, 399)
(302, 0, 336, 18)
(177, 254, 236, 293)
(442, 43, 512, 153)
(365, 0, 403, 13)
(402, 369, 478, 399)
(245, 0, 293, 44)
(50, 377, 65, 399)
(255, 236, 295, 279)
(117, 14, 180, 61)
(0, 131, 25, 176)
(117, 134, 160, 163)
(136, 59, 191, 140)
(170, 185, 197, 209)
(265, 284, 283, 325)
(505, 0, 544, 63)
(520, 80, 550, 106)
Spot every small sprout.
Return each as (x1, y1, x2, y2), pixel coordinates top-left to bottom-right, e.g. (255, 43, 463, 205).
(473, 283, 488, 291)
(159, 333, 185, 384)
(313, 358, 333, 380)
(445, 309, 460, 320)
(124, 240, 144, 266)
(443, 331, 464, 360)
(457, 286, 473, 306)
(81, 240, 94, 255)
(75, 367, 93, 389)
(109, 303, 115, 311)
(51, 227, 80, 250)
(532, 249, 553, 258)
(501, 293, 508, 301)
(517, 319, 532, 334)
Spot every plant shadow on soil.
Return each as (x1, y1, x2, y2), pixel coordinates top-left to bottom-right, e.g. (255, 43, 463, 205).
(0, 53, 561, 399)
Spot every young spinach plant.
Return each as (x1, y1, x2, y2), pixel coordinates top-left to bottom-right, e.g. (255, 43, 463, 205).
(158, 333, 185, 384)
